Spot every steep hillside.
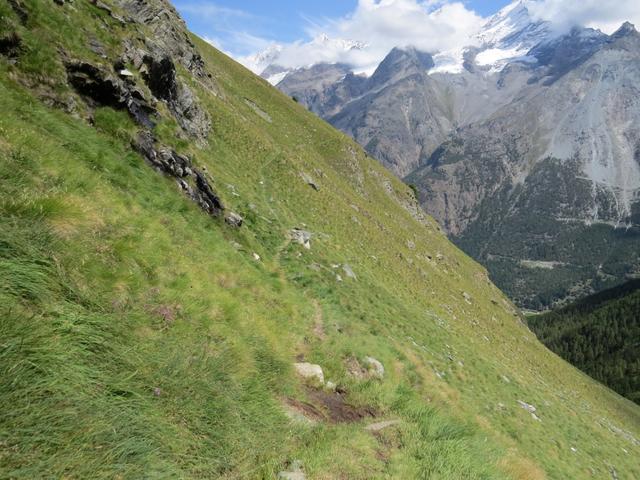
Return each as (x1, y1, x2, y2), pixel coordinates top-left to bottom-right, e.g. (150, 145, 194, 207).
(1, 1, 639, 479)
(528, 280, 640, 404)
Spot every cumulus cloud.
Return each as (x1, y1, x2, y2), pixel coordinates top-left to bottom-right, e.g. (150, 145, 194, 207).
(526, 0, 640, 34)
(222, 0, 640, 75)
(240, 0, 484, 75)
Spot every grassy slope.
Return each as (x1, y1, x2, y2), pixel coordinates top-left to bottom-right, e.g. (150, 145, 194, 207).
(0, 1, 639, 478)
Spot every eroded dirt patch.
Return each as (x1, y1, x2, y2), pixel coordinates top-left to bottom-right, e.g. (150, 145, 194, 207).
(285, 387, 377, 425)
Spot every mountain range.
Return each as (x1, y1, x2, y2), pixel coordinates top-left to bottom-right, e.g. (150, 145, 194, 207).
(260, 1, 640, 310)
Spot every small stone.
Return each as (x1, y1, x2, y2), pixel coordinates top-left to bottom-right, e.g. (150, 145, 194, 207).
(342, 264, 357, 280)
(364, 356, 384, 379)
(118, 68, 134, 78)
(462, 292, 472, 304)
(325, 381, 337, 392)
(300, 172, 319, 191)
(289, 229, 311, 249)
(225, 212, 243, 228)
(293, 362, 324, 384)
(252, 253, 261, 261)
(153, 387, 162, 397)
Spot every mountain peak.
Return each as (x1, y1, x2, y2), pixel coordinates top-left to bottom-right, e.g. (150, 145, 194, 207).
(476, 0, 547, 48)
(611, 21, 638, 39)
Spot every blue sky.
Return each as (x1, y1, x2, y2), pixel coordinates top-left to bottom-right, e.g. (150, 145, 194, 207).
(174, 0, 512, 56)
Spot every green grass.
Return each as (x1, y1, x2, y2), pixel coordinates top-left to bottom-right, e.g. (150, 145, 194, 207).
(0, 1, 639, 478)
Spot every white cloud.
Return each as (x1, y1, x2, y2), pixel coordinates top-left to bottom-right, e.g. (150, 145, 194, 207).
(226, 0, 640, 75)
(240, 0, 485, 75)
(526, 0, 640, 34)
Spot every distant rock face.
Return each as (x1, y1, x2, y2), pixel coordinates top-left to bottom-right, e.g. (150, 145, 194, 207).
(408, 25, 640, 309)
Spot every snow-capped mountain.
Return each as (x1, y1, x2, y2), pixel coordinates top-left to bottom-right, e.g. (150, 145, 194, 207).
(433, 0, 554, 74)
(247, 34, 368, 85)
(243, 44, 283, 75)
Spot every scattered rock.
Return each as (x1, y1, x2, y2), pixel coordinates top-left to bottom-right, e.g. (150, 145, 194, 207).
(364, 356, 384, 379)
(300, 172, 319, 191)
(224, 212, 243, 228)
(132, 131, 224, 218)
(278, 460, 305, 480)
(462, 292, 472, 304)
(153, 387, 162, 397)
(517, 400, 536, 413)
(289, 229, 311, 249)
(365, 420, 401, 432)
(252, 253, 261, 261)
(294, 362, 324, 385)
(517, 400, 541, 420)
(342, 264, 357, 280)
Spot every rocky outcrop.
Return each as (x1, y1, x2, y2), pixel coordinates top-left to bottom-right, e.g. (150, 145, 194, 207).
(114, 0, 209, 79)
(120, 44, 211, 143)
(132, 131, 224, 217)
(65, 60, 157, 129)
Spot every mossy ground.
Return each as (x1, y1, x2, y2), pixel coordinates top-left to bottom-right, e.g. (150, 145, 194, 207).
(0, 1, 639, 478)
